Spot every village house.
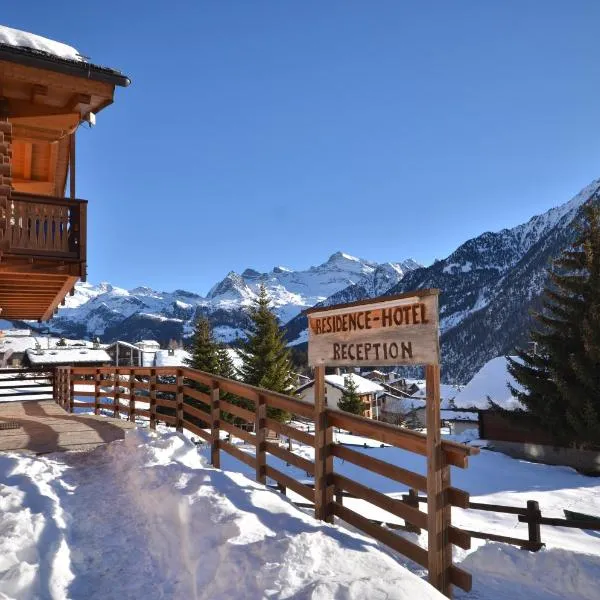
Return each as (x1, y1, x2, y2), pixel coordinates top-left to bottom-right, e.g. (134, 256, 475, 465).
(25, 346, 111, 369)
(297, 373, 384, 418)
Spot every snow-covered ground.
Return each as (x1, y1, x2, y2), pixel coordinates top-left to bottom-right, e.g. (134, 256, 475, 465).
(2, 405, 600, 600)
(0, 430, 443, 600)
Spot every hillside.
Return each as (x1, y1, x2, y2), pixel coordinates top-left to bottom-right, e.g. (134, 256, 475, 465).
(283, 180, 600, 382)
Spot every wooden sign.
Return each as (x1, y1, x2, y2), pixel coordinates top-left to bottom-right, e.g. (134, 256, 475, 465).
(306, 289, 440, 367)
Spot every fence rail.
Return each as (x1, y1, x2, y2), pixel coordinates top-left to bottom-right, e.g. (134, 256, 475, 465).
(54, 365, 477, 596)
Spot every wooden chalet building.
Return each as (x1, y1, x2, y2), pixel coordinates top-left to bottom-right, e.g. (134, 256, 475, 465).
(0, 25, 129, 321)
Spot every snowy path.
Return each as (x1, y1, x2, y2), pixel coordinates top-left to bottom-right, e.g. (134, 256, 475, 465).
(0, 430, 444, 600)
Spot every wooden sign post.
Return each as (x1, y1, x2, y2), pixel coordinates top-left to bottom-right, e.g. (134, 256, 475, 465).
(307, 290, 451, 596)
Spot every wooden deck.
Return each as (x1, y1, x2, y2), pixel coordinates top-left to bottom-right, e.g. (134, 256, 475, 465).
(0, 400, 135, 454)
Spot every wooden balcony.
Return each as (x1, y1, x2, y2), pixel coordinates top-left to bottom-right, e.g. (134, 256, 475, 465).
(0, 192, 87, 321)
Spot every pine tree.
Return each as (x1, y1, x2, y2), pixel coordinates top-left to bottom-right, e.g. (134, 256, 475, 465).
(184, 317, 219, 374)
(507, 201, 600, 448)
(337, 375, 364, 415)
(238, 285, 295, 421)
(217, 344, 237, 380)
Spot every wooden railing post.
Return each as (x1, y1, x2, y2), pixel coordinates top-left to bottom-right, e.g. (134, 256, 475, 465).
(129, 370, 136, 423)
(526, 500, 542, 551)
(405, 489, 422, 533)
(149, 369, 157, 430)
(256, 393, 267, 484)
(94, 369, 101, 415)
(314, 365, 334, 523)
(176, 368, 184, 432)
(113, 368, 120, 418)
(68, 368, 74, 413)
(426, 363, 451, 598)
(210, 382, 220, 468)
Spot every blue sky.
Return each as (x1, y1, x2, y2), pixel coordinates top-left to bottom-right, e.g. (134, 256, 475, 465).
(5, 2, 600, 293)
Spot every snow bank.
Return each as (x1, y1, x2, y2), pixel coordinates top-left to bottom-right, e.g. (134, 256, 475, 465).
(0, 430, 443, 599)
(454, 356, 524, 410)
(0, 25, 82, 61)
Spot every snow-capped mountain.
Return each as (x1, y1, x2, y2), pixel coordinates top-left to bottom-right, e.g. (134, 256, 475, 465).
(284, 179, 600, 382)
(29, 253, 420, 345)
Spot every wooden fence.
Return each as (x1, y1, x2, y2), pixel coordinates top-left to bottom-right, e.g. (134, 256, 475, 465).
(53, 365, 478, 597)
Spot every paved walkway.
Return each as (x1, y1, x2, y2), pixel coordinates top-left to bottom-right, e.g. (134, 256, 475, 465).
(0, 400, 135, 454)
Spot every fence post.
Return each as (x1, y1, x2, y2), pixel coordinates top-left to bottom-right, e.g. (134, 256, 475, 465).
(405, 488, 422, 533)
(113, 368, 120, 419)
(129, 370, 136, 423)
(149, 369, 157, 430)
(426, 363, 452, 598)
(68, 368, 74, 413)
(94, 369, 101, 415)
(210, 382, 220, 468)
(526, 500, 542, 551)
(176, 368, 184, 432)
(314, 365, 334, 523)
(256, 393, 267, 484)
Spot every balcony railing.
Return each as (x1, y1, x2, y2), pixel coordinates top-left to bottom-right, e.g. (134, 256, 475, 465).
(1, 192, 87, 260)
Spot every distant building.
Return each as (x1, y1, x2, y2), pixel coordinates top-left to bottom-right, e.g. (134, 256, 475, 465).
(25, 347, 112, 369)
(134, 340, 161, 367)
(154, 349, 191, 367)
(297, 373, 384, 419)
(106, 341, 144, 367)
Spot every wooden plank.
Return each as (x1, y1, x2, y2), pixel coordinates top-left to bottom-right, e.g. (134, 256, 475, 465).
(517, 515, 600, 531)
(176, 369, 184, 432)
(158, 413, 177, 426)
(265, 465, 314, 502)
(94, 368, 100, 415)
(155, 397, 176, 408)
(183, 402, 210, 424)
(334, 502, 428, 568)
(265, 440, 315, 475)
(156, 383, 177, 393)
(211, 384, 220, 468)
(129, 371, 136, 423)
(255, 394, 267, 484)
(469, 501, 528, 516)
(265, 418, 314, 446)
(221, 399, 255, 423)
(331, 444, 427, 490)
(181, 367, 213, 387)
(462, 529, 540, 550)
(220, 440, 256, 469)
(183, 386, 211, 407)
(221, 420, 256, 445)
(72, 402, 95, 408)
(149, 369, 157, 430)
(333, 473, 427, 528)
(182, 419, 211, 442)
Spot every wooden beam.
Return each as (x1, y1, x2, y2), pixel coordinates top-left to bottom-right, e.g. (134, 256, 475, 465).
(64, 93, 92, 113)
(41, 275, 77, 321)
(30, 84, 48, 103)
(69, 133, 75, 198)
(22, 142, 32, 180)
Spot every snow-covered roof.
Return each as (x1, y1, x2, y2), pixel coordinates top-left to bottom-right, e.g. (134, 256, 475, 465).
(0, 336, 93, 354)
(135, 340, 161, 349)
(0, 329, 31, 337)
(154, 349, 191, 367)
(441, 410, 478, 422)
(380, 393, 425, 414)
(26, 348, 111, 365)
(453, 356, 524, 411)
(325, 373, 384, 395)
(0, 25, 83, 61)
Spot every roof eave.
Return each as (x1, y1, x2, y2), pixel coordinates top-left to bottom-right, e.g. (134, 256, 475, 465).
(0, 44, 130, 87)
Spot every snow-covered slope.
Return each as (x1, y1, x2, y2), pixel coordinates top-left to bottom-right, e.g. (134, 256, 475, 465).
(34, 253, 419, 345)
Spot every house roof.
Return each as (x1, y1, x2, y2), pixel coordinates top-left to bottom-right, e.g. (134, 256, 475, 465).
(453, 356, 524, 411)
(325, 373, 384, 395)
(0, 25, 130, 87)
(154, 349, 191, 367)
(26, 347, 111, 365)
(296, 373, 385, 396)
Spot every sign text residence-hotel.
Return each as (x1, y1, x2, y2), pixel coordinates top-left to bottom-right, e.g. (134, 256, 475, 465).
(306, 290, 440, 367)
